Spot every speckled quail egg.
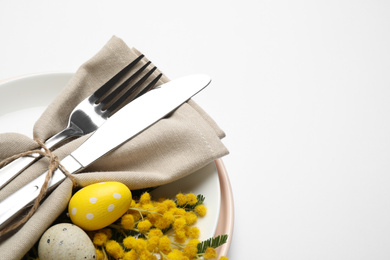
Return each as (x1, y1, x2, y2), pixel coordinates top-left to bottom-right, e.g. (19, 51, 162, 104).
(38, 223, 96, 260)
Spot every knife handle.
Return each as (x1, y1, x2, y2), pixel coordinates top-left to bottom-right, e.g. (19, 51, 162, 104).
(0, 169, 65, 230)
(0, 155, 82, 230)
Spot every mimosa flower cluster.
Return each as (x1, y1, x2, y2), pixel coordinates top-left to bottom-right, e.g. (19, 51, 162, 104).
(91, 192, 228, 260)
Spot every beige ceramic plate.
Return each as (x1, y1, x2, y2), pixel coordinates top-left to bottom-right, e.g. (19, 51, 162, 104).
(0, 73, 234, 255)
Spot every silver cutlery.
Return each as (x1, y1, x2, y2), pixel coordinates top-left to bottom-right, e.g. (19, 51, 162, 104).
(0, 54, 162, 190)
(0, 73, 211, 230)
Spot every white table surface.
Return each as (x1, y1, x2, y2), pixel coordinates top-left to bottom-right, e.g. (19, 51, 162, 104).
(1, 1, 390, 259)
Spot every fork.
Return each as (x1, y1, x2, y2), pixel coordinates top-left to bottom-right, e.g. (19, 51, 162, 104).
(0, 54, 162, 189)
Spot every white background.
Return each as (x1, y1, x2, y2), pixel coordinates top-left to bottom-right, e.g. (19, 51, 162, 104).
(1, 1, 390, 259)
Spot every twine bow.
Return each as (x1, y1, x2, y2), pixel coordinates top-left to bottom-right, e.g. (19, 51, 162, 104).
(0, 139, 76, 236)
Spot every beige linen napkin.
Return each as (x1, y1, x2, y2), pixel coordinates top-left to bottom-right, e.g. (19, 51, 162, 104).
(0, 36, 228, 259)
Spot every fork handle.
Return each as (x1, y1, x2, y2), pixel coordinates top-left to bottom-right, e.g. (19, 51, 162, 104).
(0, 124, 85, 190)
(44, 122, 85, 149)
(0, 156, 38, 190)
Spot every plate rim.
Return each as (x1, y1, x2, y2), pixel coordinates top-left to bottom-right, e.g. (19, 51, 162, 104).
(215, 159, 234, 256)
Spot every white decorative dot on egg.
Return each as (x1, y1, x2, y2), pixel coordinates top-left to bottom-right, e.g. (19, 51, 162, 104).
(89, 197, 97, 204)
(68, 182, 132, 231)
(38, 223, 96, 260)
(108, 204, 115, 212)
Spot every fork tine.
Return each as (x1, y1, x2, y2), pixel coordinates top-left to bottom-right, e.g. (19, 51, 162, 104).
(134, 73, 163, 98)
(99, 60, 151, 109)
(105, 66, 159, 116)
(92, 54, 145, 100)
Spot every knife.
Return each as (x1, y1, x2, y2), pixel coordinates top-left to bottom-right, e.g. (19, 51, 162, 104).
(0, 74, 211, 229)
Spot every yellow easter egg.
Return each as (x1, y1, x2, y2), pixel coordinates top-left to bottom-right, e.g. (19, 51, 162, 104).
(68, 182, 132, 231)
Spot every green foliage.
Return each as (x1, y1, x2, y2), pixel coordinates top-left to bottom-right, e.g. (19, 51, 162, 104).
(197, 234, 228, 254)
(177, 194, 205, 211)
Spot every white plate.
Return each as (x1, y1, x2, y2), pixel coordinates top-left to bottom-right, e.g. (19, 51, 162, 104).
(0, 73, 221, 242)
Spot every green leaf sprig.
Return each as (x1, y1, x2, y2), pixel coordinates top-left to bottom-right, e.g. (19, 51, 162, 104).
(197, 234, 228, 254)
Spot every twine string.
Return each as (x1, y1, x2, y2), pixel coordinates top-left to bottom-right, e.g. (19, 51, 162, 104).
(0, 139, 76, 236)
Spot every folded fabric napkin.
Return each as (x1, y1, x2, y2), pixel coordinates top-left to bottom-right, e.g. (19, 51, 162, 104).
(0, 36, 228, 259)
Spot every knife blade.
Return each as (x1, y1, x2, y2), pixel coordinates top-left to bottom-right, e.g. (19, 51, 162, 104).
(0, 74, 211, 229)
